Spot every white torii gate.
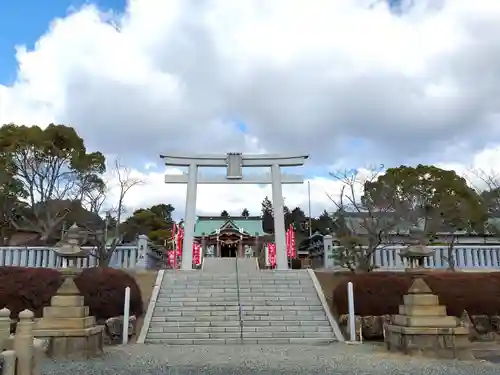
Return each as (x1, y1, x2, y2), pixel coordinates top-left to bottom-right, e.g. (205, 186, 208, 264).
(160, 153, 309, 270)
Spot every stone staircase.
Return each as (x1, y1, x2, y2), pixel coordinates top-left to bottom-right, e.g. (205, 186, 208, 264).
(239, 270, 334, 344)
(143, 258, 337, 344)
(146, 271, 241, 344)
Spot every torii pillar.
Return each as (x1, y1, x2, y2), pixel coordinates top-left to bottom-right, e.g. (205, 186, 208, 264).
(160, 153, 309, 270)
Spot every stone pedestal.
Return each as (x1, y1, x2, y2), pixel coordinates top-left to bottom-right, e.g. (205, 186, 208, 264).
(33, 269, 104, 359)
(385, 278, 472, 360)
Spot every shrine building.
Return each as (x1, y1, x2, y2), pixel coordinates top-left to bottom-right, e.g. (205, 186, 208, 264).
(193, 216, 270, 260)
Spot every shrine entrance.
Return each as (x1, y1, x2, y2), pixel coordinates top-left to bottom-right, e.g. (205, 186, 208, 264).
(220, 243, 237, 258)
(161, 152, 308, 270)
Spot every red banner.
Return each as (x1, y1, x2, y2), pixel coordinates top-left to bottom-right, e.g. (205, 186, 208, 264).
(286, 227, 291, 257)
(267, 243, 276, 268)
(192, 242, 201, 265)
(286, 225, 296, 258)
(167, 250, 176, 268)
(176, 227, 184, 255)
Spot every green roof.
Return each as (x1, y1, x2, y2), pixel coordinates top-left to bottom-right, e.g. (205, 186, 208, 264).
(194, 216, 266, 237)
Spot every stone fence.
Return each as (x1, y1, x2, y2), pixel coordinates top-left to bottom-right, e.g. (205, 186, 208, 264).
(0, 308, 46, 375)
(0, 235, 167, 269)
(323, 239, 500, 270)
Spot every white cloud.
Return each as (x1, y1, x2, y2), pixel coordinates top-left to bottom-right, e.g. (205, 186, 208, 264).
(2, 0, 500, 217)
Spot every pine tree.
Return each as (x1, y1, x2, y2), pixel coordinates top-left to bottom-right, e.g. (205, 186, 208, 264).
(261, 197, 274, 233)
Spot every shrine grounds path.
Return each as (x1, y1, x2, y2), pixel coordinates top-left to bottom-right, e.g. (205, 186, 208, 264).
(41, 343, 500, 375)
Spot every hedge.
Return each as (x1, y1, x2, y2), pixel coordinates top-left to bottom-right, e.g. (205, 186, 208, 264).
(333, 272, 500, 317)
(0, 267, 143, 320)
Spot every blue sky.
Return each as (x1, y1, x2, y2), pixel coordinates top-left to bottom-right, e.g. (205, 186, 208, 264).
(0, 0, 126, 85)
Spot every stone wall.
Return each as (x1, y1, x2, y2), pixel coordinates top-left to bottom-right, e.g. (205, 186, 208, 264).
(0, 308, 46, 375)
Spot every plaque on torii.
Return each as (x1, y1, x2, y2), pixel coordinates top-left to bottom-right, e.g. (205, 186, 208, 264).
(160, 152, 309, 270)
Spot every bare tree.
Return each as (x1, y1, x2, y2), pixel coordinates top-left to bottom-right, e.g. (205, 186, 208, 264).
(85, 159, 143, 267)
(467, 168, 500, 235)
(326, 166, 405, 272)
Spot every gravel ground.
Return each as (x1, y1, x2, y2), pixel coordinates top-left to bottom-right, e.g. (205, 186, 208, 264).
(41, 343, 500, 375)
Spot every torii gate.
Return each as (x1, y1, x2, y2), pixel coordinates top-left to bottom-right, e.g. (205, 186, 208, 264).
(160, 153, 309, 270)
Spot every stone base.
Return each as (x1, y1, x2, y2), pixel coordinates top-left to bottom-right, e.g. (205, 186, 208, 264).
(385, 324, 473, 360)
(34, 326, 104, 359)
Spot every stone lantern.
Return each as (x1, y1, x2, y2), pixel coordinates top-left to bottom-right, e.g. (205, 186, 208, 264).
(54, 223, 89, 268)
(400, 244, 435, 271)
(399, 226, 435, 272)
(33, 222, 104, 358)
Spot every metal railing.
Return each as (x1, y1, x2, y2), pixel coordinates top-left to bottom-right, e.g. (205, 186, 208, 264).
(235, 258, 244, 342)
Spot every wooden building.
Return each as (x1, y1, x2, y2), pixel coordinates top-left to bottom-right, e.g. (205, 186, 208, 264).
(194, 216, 270, 260)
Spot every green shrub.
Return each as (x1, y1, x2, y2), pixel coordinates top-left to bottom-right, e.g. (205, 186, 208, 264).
(332, 272, 500, 317)
(0, 267, 143, 320)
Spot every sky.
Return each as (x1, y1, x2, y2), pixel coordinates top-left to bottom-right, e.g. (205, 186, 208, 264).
(1, 0, 500, 220)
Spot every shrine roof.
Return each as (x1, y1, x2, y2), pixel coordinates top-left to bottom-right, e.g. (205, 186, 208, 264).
(194, 216, 266, 237)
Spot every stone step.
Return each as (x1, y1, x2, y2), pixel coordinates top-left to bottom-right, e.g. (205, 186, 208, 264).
(153, 311, 240, 317)
(238, 293, 315, 298)
(240, 306, 324, 311)
(151, 314, 240, 324)
(240, 300, 319, 306)
(150, 326, 241, 333)
(242, 311, 326, 318)
(156, 306, 240, 312)
(147, 332, 243, 340)
(150, 319, 331, 327)
(155, 297, 239, 303)
(241, 325, 332, 332)
(150, 326, 332, 335)
(157, 293, 239, 298)
(145, 337, 334, 345)
(162, 271, 308, 277)
(150, 319, 241, 326)
(155, 305, 323, 312)
(144, 337, 333, 345)
(237, 331, 335, 339)
(157, 293, 315, 299)
(162, 278, 311, 284)
(156, 299, 239, 307)
(242, 320, 331, 326)
(241, 314, 327, 322)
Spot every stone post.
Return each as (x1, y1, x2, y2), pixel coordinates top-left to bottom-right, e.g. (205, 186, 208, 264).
(323, 235, 334, 269)
(0, 308, 11, 349)
(136, 234, 148, 269)
(182, 163, 198, 270)
(0, 351, 16, 375)
(14, 309, 34, 375)
(271, 164, 288, 270)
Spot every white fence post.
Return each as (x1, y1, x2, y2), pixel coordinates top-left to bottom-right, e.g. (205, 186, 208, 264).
(347, 281, 356, 342)
(122, 286, 131, 345)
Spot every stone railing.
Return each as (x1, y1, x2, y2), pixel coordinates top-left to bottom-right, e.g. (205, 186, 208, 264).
(0, 308, 46, 375)
(372, 245, 500, 270)
(0, 235, 162, 270)
(323, 242, 500, 270)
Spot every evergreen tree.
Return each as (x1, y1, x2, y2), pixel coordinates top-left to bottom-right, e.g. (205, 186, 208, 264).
(261, 197, 274, 233)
